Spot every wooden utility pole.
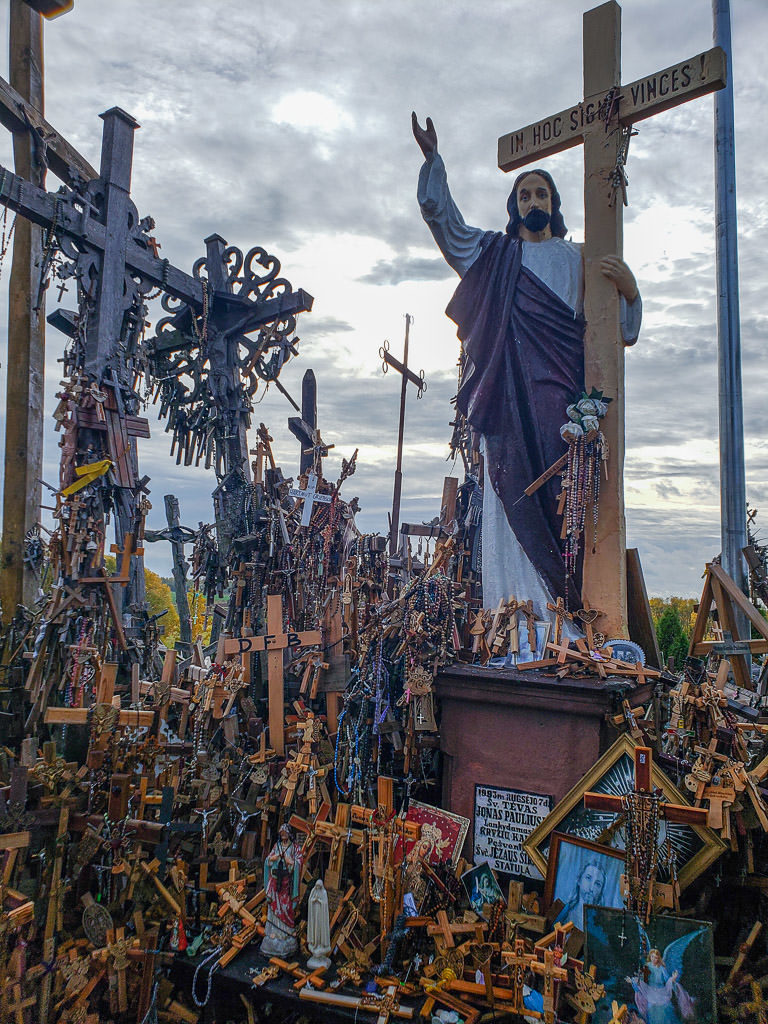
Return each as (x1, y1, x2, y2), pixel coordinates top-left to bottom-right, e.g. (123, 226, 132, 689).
(497, 0, 726, 636)
(1, 1, 45, 616)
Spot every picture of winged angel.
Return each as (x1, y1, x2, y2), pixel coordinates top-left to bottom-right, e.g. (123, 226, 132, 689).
(625, 925, 704, 1024)
(583, 907, 715, 1024)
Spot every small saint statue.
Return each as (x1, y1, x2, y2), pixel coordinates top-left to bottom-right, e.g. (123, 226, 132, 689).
(306, 878, 332, 969)
(260, 824, 305, 957)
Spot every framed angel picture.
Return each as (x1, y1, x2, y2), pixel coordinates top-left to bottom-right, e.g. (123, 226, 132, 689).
(584, 906, 716, 1023)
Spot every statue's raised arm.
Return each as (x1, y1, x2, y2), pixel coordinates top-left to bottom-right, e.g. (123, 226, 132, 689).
(411, 112, 437, 160)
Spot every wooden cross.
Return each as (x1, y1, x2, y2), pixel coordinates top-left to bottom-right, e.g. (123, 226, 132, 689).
(584, 745, 707, 824)
(547, 597, 573, 646)
(607, 1000, 629, 1024)
(379, 314, 427, 555)
(497, 3, 726, 635)
(2, 984, 36, 1024)
(269, 956, 329, 992)
(289, 470, 332, 528)
(501, 938, 537, 1015)
(288, 799, 332, 863)
(217, 594, 320, 756)
(300, 984, 415, 1022)
(427, 909, 485, 950)
(530, 949, 569, 1024)
(350, 776, 421, 940)
(91, 926, 138, 1015)
(163, 493, 193, 651)
(288, 368, 334, 476)
(584, 745, 707, 915)
(314, 802, 365, 892)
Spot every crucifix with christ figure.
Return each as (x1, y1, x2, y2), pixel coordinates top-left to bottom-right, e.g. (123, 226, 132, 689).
(495, 1, 726, 635)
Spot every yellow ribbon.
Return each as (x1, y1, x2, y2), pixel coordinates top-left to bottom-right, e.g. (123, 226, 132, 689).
(61, 459, 112, 496)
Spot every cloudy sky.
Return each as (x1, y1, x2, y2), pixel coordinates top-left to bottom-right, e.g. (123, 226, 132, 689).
(0, 0, 766, 596)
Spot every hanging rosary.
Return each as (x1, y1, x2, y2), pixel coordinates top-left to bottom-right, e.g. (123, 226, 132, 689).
(621, 788, 662, 922)
(559, 390, 610, 598)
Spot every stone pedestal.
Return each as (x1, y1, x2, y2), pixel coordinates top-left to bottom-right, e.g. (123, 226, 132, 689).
(435, 663, 654, 861)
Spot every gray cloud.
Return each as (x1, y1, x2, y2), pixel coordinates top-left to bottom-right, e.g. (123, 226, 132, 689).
(357, 256, 453, 286)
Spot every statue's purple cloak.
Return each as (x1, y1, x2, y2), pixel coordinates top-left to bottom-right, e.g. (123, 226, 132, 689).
(450, 232, 585, 607)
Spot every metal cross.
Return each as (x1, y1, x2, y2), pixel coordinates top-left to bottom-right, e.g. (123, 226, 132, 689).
(288, 471, 332, 528)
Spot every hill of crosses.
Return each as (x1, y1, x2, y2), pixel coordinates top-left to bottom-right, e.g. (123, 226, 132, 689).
(0, 3, 766, 1024)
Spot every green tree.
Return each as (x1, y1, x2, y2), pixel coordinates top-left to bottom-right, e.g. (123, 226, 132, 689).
(656, 605, 690, 668)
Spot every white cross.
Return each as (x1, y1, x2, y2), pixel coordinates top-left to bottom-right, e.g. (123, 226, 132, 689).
(288, 471, 332, 527)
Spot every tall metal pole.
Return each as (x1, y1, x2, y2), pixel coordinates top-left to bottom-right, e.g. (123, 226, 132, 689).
(713, 0, 748, 611)
(0, 1, 46, 618)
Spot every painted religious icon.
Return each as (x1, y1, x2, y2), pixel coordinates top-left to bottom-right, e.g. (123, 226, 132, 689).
(584, 906, 716, 1023)
(543, 833, 624, 932)
(461, 861, 505, 913)
(398, 800, 469, 868)
(395, 800, 469, 903)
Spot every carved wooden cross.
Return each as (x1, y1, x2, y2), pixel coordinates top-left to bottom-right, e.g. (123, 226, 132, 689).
(497, 2, 726, 635)
(2, 983, 36, 1024)
(350, 776, 421, 939)
(300, 983, 416, 1022)
(584, 745, 707, 825)
(427, 909, 485, 951)
(501, 938, 538, 1015)
(269, 956, 329, 991)
(530, 948, 569, 1024)
(584, 745, 707, 915)
(314, 802, 365, 892)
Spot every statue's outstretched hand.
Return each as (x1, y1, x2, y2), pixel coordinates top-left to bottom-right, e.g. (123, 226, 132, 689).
(601, 256, 638, 302)
(412, 112, 437, 160)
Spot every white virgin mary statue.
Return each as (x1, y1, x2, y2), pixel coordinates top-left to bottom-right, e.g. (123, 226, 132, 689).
(306, 878, 332, 969)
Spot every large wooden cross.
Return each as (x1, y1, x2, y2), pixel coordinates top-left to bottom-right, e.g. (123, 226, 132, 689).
(216, 594, 320, 756)
(584, 744, 707, 916)
(497, 2, 726, 636)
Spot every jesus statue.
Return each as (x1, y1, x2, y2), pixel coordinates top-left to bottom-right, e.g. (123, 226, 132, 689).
(412, 114, 641, 622)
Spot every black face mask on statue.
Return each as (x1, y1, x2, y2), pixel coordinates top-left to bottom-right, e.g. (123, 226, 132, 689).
(522, 208, 551, 233)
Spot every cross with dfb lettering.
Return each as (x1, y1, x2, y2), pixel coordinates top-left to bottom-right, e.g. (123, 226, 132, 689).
(497, 1, 726, 636)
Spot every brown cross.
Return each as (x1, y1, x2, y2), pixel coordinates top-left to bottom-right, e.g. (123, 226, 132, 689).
(498, 6, 725, 636)
(530, 948, 569, 1024)
(216, 594, 320, 756)
(427, 909, 485, 950)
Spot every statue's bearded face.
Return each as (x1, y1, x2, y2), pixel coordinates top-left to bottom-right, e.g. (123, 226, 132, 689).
(517, 173, 552, 233)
